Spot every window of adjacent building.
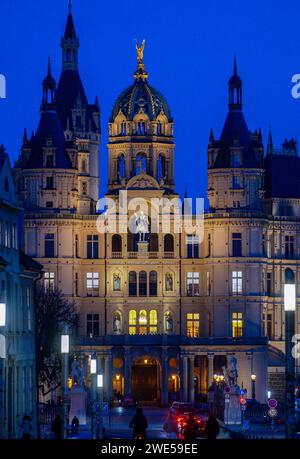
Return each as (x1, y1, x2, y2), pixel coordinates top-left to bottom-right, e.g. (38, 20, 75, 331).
(232, 233, 242, 257)
(139, 271, 147, 296)
(232, 312, 243, 337)
(129, 310, 137, 335)
(86, 314, 99, 337)
(149, 310, 158, 334)
(187, 235, 199, 258)
(46, 176, 54, 189)
(86, 273, 99, 296)
(75, 272, 79, 296)
(263, 312, 273, 340)
(44, 272, 55, 291)
(187, 313, 200, 338)
(231, 150, 241, 167)
(26, 287, 31, 332)
(129, 271, 137, 296)
(232, 271, 243, 294)
(46, 201, 53, 208)
(206, 272, 211, 296)
(266, 272, 272, 296)
(187, 272, 200, 296)
(207, 233, 211, 257)
(44, 233, 55, 258)
(87, 235, 99, 259)
(75, 234, 79, 258)
(149, 271, 157, 296)
(285, 235, 295, 259)
(13, 223, 18, 250)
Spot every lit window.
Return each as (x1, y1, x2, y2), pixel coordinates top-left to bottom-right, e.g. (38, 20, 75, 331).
(86, 273, 99, 296)
(187, 272, 200, 296)
(44, 272, 55, 291)
(232, 312, 243, 337)
(149, 310, 158, 334)
(232, 271, 242, 294)
(139, 310, 147, 335)
(129, 310, 137, 335)
(187, 313, 200, 337)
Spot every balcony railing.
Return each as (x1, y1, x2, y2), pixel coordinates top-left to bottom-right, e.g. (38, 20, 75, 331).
(164, 251, 174, 258)
(128, 252, 138, 259)
(112, 252, 122, 259)
(149, 252, 159, 259)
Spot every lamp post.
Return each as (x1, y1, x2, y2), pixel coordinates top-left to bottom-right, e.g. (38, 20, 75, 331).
(284, 268, 296, 439)
(251, 374, 256, 401)
(97, 374, 104, 439)
(61, 330, 69, 439)
(90, 354, 97, 439)
(0, 303, 6, 440)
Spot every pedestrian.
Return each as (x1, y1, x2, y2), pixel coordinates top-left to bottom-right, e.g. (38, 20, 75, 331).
(21, 414, 33, 440)
(183, 412, 198, 440)
(71, 415, 79, 436)
(129, 407, 148, 439)
(205, 413, 220, 440)
(51, 413, 63, 440)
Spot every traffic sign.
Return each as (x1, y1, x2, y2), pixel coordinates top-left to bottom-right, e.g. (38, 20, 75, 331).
(268, 408, 278, 418)
(268, 399, 278, 409)
(240, 397, 247, 405)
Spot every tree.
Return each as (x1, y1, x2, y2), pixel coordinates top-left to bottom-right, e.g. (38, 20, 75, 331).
(35, 286, 78, 397)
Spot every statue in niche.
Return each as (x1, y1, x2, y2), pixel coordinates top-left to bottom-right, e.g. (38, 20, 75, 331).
(113, 312, 121, 334)
(135, 211, 149, 242)
(165, 273, 173, 291)
(165, 312, 173, 333)
(113, 273, 121, 291)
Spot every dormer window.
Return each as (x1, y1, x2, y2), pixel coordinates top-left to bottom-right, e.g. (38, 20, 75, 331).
(137, 121, 146, 135)
(46, 154, 54, 168)
(121, 122, 127, 135)
(231, 151, 241, 167)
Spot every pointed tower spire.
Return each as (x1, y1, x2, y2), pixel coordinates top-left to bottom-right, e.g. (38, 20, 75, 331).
(23, 128, 28, 145)
(267, 125, 273, 155)
(42, 57, 57, 110)
(209, 128, 214, 143)
(228, 56, 242, 111)
(61, 2, 79, 71)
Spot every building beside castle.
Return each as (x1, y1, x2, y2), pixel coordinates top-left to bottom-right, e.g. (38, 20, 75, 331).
(13, 5, 300, 406)
(0, 146, 42, 438)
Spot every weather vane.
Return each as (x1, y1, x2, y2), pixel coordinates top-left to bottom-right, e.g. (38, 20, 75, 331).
(135, 39, 145, 63)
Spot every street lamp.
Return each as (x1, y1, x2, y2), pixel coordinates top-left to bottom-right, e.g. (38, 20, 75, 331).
(284, 268, 296, 439)
(61, 330, 69, 439)
(97, 374, 104, 439)
(90, 354, 97, 439)
(0, 303, 6, 440)
(251, 374, 256, 401)
(267, 390, 271, 400)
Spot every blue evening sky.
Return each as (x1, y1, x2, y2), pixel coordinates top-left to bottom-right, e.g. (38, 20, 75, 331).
(1, 0, 300, 200)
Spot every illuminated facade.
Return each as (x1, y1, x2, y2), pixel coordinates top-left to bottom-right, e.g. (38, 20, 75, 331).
(14, 6, 300, 406)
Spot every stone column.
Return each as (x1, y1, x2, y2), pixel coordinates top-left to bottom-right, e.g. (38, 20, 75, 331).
(188, 356, 195, 404)
(124, 349, 131, 396)
(161, 349, 169, 406)
(182, 354, 188, 402)
(207, 353, 214, 389)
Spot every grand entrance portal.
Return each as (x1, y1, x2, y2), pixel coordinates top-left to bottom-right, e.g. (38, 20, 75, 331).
(131, 357, 160, 403)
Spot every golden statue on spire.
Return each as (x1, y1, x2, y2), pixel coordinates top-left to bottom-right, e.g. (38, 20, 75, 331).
(136, 40, 145, 63)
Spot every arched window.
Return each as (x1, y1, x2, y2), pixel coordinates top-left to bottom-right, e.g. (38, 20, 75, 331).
(139, 310, 147, 334)
(113, 312, 122, 334)
(137, 121, 146, 135)
(118, 154, 125, 180)
(164, 234, 174, 253)
(149, 233, 158, 252)
(164, 311, 173, 333)
(4, 177, 9, 192)
(157, 122, 162, 135)
(120, 122, 126, 135)
(129, 271, 137, 296)
(149, 271, 157, 296)
(165, 273, 173, 291)
(149, 310, 158, 334)
(139, 271, 147, 296)
(129, 310, 137, 335)
(112, 234, 122, 254)
(157, 154, 166, 182)
(136, 153, 147, 175)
